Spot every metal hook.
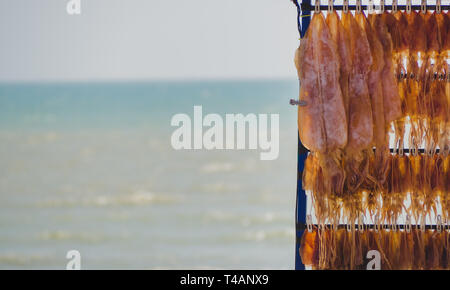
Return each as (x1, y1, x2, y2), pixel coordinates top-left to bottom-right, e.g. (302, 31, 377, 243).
(397, 138, 404, 156)
(328, 0, 333, 12)
(330, 222, 336, 231)
(406, 0, 412, 14)
(420, 215, 426, 232)
(358, 214, 364, 232)
(343, 0, 349, 13)
(290, 99, 307, 106)
(380, 0, 385, 13)
(437, 0, 442, 13)
(392, 0, 398, 13)
(391, 218, 397, 232)
(421, 0, 426, 13)
(315, 0, 320, 14)
(406, 215, 411, 233)
(306, 215, 313, 232)
(437, 215, 442, 233)
(428, 146, 436, 157)
(368, 0, 374, 14)
(411, 144, 418, 157)
(356, 0, 361, 14)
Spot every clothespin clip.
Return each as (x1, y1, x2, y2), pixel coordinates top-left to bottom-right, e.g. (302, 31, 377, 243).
(380, 0, 385, 13)
(346, 223, 352, 232)
(319, 222, 326, 232)
(343, 0, 349, 13)
(421, 0, 426, 13)
(330, 221, 336, 231)
(437, 215, 442, 233)
(328, 0, 333, 12)
(374, 216, 380, 232)
(290, 99, 308, 106)
(306, 215, 313, 232)
(411, 144, 418, 157)
(368, 0, 374, 14)
(358, 214, 364, 232)
(392, 0, 398, 13)
(396, 139, 404, 156)
(432, 71, 438, 81)
(405, 215, 411, 233)
(315, 0, 320, 14)
(356, 0, 361, 14)
(427, 145, 436, 157)
(406, 0, 412, 14)
(437, 0, 441, 14)
(420, 215, 426, 232)
(391, 218, 397, 232)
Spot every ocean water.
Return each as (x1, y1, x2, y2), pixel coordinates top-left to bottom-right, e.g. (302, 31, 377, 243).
(0, 80, 299, 269)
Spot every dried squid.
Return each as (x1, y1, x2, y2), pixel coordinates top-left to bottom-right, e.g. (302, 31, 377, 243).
(295, 8, 450, 271)
(299, 228, 449, 270)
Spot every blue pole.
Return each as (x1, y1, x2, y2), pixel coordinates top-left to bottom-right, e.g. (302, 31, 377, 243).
(293, 0, 311, 271)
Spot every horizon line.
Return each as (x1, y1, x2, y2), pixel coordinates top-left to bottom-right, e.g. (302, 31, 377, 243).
(0, 76, 297, 85)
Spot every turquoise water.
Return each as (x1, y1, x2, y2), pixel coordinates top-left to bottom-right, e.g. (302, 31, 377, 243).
(0, 80, 299, 269)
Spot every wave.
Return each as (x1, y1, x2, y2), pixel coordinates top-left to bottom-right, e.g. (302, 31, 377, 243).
(37, 190, 180, 208)
(199, 182, 242, 194)
(0, 253, 49, 267)
(200, 162, 235, 173)
(241, 228, 294, 242)
(37, 230, 106, 243)
(199, 158, 261, 174)
(219, 228, 295, 243)
(204, 210, 290, 226)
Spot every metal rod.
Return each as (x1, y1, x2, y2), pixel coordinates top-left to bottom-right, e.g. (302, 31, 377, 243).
(297, 223, 449, 231)
(292, 0, 310, 272)
(301, 4, 450, 11)
(289, 147, 441, 154)
(389, 148, 440, 153)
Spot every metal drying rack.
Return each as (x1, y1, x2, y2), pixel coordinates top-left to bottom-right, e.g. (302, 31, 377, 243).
(290, 0, 449, 270)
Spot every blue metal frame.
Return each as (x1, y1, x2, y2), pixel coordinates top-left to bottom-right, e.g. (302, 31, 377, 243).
(293, 0, 311, 270)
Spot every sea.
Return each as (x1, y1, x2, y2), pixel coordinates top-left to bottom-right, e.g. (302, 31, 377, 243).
(0, 80, 299, 269)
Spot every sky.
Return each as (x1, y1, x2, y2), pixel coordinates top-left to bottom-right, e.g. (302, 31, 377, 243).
(0, 0, 301, 82)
